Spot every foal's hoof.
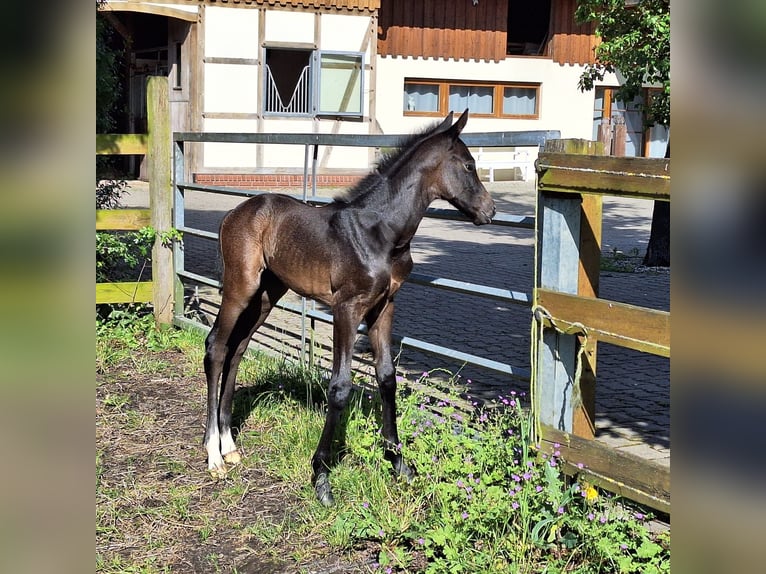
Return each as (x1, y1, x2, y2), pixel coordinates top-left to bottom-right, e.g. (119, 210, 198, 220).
(223, 450, 242, 465)
(395, 460, 416, 483)
(208, 464, 228, 480)
(314, 475, 335, 507)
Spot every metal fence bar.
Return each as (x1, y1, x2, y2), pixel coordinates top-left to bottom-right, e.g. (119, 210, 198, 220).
(171, 129, 556, 383)
(177, 182, 536, 230)
(174, 131, 560, 148)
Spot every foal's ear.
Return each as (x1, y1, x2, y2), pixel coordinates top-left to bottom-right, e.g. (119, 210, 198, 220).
(434, 111, 454, 135)
(449, 108, 469, 139)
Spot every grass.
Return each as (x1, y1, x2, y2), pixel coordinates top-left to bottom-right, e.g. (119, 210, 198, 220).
(96, 310, 669, 573)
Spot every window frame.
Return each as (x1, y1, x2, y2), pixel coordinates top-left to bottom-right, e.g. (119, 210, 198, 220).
(314, 50, 365, 118)
(262, 46, 365, 119)
(592, 86, 666, 157)
(403, 78, 540, 120)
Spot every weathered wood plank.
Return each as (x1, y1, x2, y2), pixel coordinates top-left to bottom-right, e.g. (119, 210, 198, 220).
(96, 133, 148, 155)
(537, 152, 670, 200)
(96, 282, 153, 304)
(540, 425, 670, 514)
(96, 209, 151, 231)
(538, 152, 671, 177)
(147, 76, 175, 326)
(536, 289, 670, 357)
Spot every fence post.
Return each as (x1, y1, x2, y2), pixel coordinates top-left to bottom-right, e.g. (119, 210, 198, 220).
(535, 138, 604, 439)
(612, 116, 627, 157)
(147, 76, 174, 326)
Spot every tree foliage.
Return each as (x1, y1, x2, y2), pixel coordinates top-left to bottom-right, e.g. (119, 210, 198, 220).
(96, 2, 122, 134)
(576, 0, 669, 127)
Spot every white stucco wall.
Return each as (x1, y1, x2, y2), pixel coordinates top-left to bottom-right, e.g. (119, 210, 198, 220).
(374, 55, 604, 141)
(204, 6, 259, 59)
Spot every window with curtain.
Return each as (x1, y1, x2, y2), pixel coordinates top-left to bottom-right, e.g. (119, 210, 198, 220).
(448, 85, 494, 114)
(403, 83, 440, 113)
(503, 87, 537, 116)
(403, 79, 540, 118)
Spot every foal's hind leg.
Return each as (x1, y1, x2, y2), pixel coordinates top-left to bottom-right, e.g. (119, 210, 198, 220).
(204, 268, 286, 478)
(366, 299, 415, 482)
(217, 273, 287, 467)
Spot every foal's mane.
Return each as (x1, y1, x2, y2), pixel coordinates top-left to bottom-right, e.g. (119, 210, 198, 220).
(333, 119, 448, 205)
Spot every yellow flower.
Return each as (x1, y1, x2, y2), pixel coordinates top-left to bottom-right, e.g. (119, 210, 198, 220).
(584, 484, 599, 503)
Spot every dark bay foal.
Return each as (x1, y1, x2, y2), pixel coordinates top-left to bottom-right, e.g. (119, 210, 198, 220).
(203, 109, 495, 505)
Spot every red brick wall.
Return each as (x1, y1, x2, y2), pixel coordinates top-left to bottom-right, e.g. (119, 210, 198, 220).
(193, 173, 363, 189)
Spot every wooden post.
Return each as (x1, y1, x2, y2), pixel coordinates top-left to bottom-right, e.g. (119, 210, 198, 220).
(613, 117, 627, 157)
(535, 139, 603, 439)
(597, 119, 613, 155)
(147, 76, 174, 326)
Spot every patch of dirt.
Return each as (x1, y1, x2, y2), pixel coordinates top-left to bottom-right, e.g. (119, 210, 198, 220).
(96, 349, 375, 573)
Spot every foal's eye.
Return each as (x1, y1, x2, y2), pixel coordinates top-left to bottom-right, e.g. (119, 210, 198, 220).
(464, 162, 475, 173)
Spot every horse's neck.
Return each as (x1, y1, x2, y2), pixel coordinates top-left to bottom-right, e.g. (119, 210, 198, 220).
(377, 172, 433, 246)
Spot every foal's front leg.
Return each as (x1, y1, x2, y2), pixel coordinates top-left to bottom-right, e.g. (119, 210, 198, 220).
(366, 300, 414, 481)
(312, 302, 363, 506)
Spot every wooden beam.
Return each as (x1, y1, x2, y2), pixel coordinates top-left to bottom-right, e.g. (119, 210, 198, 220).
(96, 133, 148, 156)
(96, 281, 153, 304)
(536, 289, 670, 357)
(537, 153, 670, 200)
(96, 209, 151, 231)
(540, 425, 670, 514)
(100, 2, 199, 22)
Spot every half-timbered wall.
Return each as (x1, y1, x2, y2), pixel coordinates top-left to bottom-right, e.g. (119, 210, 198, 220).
(201, 5, 376, 171)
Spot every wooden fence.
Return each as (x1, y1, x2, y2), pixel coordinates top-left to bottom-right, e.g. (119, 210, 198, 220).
(96, 77, 174, 326)
(533, 139, 670, 513)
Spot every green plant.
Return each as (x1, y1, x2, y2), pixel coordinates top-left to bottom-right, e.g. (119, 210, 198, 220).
(258, 370, 671, 573)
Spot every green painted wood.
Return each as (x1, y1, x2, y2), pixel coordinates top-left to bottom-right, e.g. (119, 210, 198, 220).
(96, 209, 151, 231)
(96, 133, 148, 155)
(96, 281, 153, 304)
(536, 289, 670, 357)
(537, 152, 670, 200)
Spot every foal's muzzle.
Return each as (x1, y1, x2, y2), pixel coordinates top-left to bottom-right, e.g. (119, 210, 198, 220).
(473, 202, 496, 225)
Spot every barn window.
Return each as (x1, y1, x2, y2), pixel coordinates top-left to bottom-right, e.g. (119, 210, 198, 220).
(263, 47, 364, 118)
(506, 0, 552, 56)
(404, 79, 540, 119)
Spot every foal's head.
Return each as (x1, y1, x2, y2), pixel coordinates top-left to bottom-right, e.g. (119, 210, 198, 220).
(419, 109, 496, 225)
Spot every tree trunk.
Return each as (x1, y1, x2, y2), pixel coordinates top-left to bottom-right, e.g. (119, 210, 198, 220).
(642, 141, 670, 267)
(643, 201, 670, 266)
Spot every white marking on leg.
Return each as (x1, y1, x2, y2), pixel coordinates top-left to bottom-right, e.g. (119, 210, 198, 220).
(221, 428, 241, 465)
(206, 428, 226, 477)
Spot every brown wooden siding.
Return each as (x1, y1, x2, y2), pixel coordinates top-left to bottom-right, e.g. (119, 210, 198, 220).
(378, 0, 508, 63)
(547, 0, 598, 65)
